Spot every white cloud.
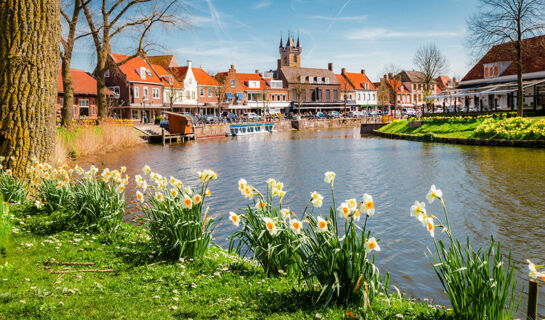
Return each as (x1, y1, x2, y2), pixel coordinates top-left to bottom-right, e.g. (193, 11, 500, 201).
(346, 28, 464, 40)
(189, 15, 212, 26)
(252, 0, 272, 9)
(309, 15, 367, 22)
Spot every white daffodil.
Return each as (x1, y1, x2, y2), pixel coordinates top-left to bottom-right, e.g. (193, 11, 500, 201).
(238, 178, 248, 192)
(120, 166, 127, 173)
(364, 237, 381, 253)
(410, 201, 426, 218)
(142, 165, 151, 174)
(362, 193, 375, 216)
(5, 169, 12, 176)
(181, 195, 193, 209)
(426, 185, 443, 204)
(193, 194, 202, 204)
(205, 189, 211, 197)
(170, 188, 178, 197)
(169, 176, 177, 186)
(289, 219, 303, 234)
(324, 171, 336, 184)
(280, 208, 291, 220)
(136, 191, 145, 203)
(338, 202, 351, 219)
(311, 192, 323, 208)
(346, 198, 358, 212)
(229, 212, 240, 227)
(353, 209, 362, 222)
(263, 217, 277, 236)
(425, 217, 435, 238)
(255, 200, 267, 211)
(155, 192, 164, 202)
(316, 216, 328, 233)
(35, 200, 43, 209)
(527, 260, 545, 281)
(266, 178, 277, 189)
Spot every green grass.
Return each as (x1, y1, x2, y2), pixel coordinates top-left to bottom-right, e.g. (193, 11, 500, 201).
(377, 120, 483, 139)
(0, 206, 451, 320)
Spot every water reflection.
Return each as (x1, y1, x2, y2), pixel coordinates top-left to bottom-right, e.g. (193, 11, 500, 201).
(83, 128, 545, 316)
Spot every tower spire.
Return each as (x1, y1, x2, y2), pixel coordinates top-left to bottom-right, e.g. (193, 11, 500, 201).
(297, 32, 300, 47)
(279, 33, 283, 48)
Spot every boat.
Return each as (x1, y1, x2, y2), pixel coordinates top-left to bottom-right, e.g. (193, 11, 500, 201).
(227, 123, 276, 136)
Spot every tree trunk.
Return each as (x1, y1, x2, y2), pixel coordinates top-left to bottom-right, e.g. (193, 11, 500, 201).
(516, 39, 524, 117)
(61, 56, 74, 129)
(0, 0, 59, 177)
(96, 52, 108, 120)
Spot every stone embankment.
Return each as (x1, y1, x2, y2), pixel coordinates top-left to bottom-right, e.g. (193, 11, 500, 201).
(195, 118, 377, 138)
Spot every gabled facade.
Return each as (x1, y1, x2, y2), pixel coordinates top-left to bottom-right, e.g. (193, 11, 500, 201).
(193, 67, 220, 115)
(150, 63, 184, 111)
(339, 68, 378, 108)
(376, 74, 412, 112)
(165, 61, 199, 113)
(398, 70, 435, 111)
(215, 65, 248, 113)
(105, 53, 166, 122)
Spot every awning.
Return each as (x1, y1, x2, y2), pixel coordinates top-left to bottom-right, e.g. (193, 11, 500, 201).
(236, 92, 244, 100)
(226, 92, 233, 100)
(427, 78, 545, 100)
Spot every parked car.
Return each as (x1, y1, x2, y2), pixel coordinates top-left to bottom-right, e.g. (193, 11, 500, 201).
(329, 111, 341, 118)
(402, 108, 416, 116)
(202, 114, 216, 123)
(243, 112, 262, 120)
(316, 112, 326, 118)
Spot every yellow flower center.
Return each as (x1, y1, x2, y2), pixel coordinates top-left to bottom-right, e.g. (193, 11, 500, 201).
(232, 216, 238, 223)
(343, 207, 349, 214)
(366, 202, 374, 210)
(267, 222, 274, 231)
(318, 221, 326, 229)
(185, 199, 191, 206)
(369, 242, 376, 250)
(292, 222, 300, 229)
(427, 223, 433, 231)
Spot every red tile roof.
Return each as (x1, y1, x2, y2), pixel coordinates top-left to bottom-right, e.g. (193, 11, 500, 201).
(344, 72, 376, 90)
(151, 64, 183, 89)
(58, 67, 113, 95)
(192, 67, 219, 86)
(436, 75, 451, 89)
(336, 74, 355, 91)
(237, 73, 269, 91)
(462, 35, 545, 82)
(110, 53, 162, 84)
(389, 79, 406, 94)
(167, 66, 188, 86)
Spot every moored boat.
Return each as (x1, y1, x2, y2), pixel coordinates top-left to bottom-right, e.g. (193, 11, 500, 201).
(227, 123, 276, 136)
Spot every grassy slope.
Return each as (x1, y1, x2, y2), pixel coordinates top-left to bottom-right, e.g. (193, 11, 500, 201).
(0, 208, 450, 320)
(377, 120, 483, 139)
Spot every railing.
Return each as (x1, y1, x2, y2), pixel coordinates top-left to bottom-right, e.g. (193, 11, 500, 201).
(56, 118, 134, 128)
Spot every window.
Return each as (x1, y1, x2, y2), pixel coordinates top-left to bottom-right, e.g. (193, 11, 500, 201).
(143, 87, 148, 100)
(104, 70, 110, 78)
(108, 86, 120, 98)
(308, 76, 313, 84)
(59, 97, 64, 106)
(152, 88, 160, 99)
(200, 87, 204, 96)
(326, 89, 330, 102)
(134, 86, 139, 98)
(208, 88, 212, 97)
(248, 80, 260, 89)
(73, 106, 77, 116)
(231, 79, 235, 88)
(294, 55, 297, 63)
(282, 95, 286, 101)
(365, 83, 369, 90)
(191, 91, 195, 100)
(79, 98, 89, 117)
(270, 80, 283, 88)
(325, 77, 330, 84)
(139, 67, 147, 80)
(284, 57, 288, 65)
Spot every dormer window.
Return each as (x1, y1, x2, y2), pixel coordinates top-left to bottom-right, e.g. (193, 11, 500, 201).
(325, 77, 330, 84)
(484, 61, 511, 78)
(308, 76, 313, 83)
(315, 77, 319, 83)
(248, 80, 260, 89)
(364, 83, 369, 90)
(140, 67, 146, 80)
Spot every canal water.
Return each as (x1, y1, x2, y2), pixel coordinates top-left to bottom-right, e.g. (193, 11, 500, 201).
(83, 128, 545, 315)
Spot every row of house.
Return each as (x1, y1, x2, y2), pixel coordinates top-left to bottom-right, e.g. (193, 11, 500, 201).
(61, 33, 545, 121)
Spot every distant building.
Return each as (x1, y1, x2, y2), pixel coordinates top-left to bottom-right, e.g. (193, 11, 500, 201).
(276, 34, 344, 113)
(429, 35, 545, 112)
(105, 53, 166, 122)
(215, 65, 248, 114)
(398, 70, 435, 112)
(376, 74, 412, 113)
(339, 68, 378, 109)
(57, 67, 111, 120)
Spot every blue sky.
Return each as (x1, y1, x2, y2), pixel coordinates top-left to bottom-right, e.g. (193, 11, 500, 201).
(71, 0, 478, 82)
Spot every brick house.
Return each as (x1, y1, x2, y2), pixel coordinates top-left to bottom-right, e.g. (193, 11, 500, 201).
(149, 63, 184, 112)
(57, 67, 109, 120)
(105, 53, 166, 122)
(398, 70, 434, 112)
(193, 67, 220, 115)
(215, 65, 248, 114)
(376, 74, 412, 114)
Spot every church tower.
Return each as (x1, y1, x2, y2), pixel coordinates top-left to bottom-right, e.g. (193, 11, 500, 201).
(279, 32, 301, 68)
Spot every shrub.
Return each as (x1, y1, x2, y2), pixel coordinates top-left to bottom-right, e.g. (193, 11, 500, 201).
(0, 171, 28, 204)
(228, 178, 305, 276)
(300, 173, 388, 309)
(410, 185, 519, 319)
(474, 117, 545, 140)
(136, 167, 219, 259)
(0, 196, 11, 254)
(37, 178, 73, 213)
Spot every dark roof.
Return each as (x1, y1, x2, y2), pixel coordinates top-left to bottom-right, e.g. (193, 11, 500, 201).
(279, 66, 339, 84)
(147, 55, 178, 68)
(462, 35, 545, 82)
(400, 70, 426, 83)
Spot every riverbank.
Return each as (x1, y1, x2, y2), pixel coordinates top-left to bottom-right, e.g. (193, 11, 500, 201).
(374, 117, 545, 147)
(56, 124, 144, 162)
(0, 205, 449, 320)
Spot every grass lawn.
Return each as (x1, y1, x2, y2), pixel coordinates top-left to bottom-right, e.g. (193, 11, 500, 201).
(0, 207, 450, 320)
(377, 120, 483, 139)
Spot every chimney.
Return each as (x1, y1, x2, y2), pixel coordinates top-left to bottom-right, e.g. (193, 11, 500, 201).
(328, 63, 333, 71)
(341, 68, 346, 75)
(255, 69, 259, 74)
(277, 59, 281, 71)
(187, 60, 192, 68)
(383, 74, 387, 80)
(230, 64, 236, 72)
(361, 69, 365, 75)
(388, 73, 393, 80)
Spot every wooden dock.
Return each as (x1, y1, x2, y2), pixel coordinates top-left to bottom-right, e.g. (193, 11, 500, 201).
(134, 124, 195, 145)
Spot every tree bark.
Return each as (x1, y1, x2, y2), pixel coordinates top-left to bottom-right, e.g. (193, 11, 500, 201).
(0, 0, 59, 177)
(96, 51, 108, 120)
(61, 56, 74, 129)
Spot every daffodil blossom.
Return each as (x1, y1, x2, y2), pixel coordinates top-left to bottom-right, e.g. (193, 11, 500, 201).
(316, 216, 328, 233)
(136, 191, 145, 203)
(255, 200, 267, 211)
(280, 208, 291, 220)
(346, 198, 357, 212)
(155, 192, 164, 202)
(229, 212, 240, 227)
(364, 237, 381, 253)
(289, 219, 303, 234)
(324, 171, 336, 184)
(362, 193, 375, 216)
(311, 192, 323, 208)
(263, 217, 278, 236)
(193, 194, 202, 204)
(426, 185, 443, 204)
(410, 201, 426, 220)
(170, 189, 178, 197)
(527, 259, 545, 281)
(425, 217, 435, 238)
(266, 178, 277, 189)
(142, 165, 151, 174)
(338, 202, 351, 219)
(182, 195, 193, 209)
